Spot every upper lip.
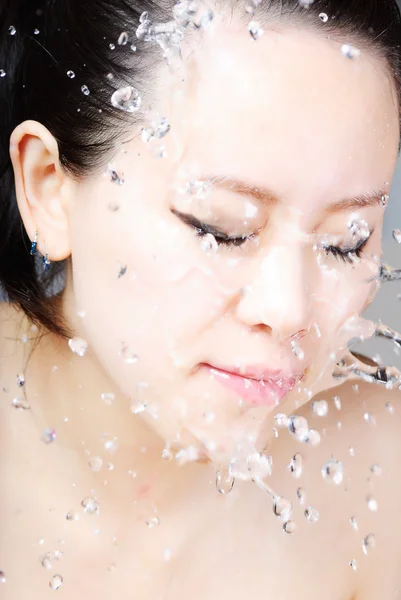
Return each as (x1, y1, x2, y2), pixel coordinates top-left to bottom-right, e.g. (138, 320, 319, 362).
(205, 363, 302, 383)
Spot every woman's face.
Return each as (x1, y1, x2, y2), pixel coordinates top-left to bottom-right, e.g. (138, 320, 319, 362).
(64, 22, 399, 463)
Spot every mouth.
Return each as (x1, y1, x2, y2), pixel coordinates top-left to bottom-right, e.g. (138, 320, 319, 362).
(201, 363, 299, 407)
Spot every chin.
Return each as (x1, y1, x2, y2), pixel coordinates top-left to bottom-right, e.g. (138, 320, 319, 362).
(175, 411, 271, 469)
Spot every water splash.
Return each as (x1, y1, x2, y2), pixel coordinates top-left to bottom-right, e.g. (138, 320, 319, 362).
(216, 468, 235, 494)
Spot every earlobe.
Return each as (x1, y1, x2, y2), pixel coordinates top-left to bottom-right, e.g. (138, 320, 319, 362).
(9, 119, 74, 262)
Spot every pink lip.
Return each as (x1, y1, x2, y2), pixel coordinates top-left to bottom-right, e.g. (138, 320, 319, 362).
(202, 364, 298, 407)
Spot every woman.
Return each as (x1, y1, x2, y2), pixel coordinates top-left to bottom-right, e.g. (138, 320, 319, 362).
(1, 0, 401, 597)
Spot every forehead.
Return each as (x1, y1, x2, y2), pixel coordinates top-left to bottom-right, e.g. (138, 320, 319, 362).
(172, 23, 399, 204)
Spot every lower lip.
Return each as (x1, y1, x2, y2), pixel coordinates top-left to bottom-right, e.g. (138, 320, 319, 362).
(203, 365, 296, 407)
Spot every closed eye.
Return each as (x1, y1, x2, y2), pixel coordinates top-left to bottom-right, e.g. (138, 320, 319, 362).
(321, 235, 370, 264)
(172, 209, 251, 248)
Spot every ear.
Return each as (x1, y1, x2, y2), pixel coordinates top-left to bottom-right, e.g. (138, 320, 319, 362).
(9, 120, 78, 261)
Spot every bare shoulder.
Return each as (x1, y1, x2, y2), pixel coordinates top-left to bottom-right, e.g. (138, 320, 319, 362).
(308, 378, 401, 597)
(320, 377, 401, 475)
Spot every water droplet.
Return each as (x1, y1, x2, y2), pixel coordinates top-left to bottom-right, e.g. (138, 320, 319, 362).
(229, 452, 272, 481)
(248, 21, 264, 40)
(105, 163, 125, 185)
(382, 194, 389, 207)
(386, 401, 394, 414)
(305, 428, 321, 446)
(68, 336, 88, 357)
(319, 12, 328, 22)
(283, 520, 297, 534)
(341, 44, 360, 59)
(370, 464, 382, 476)
(16, 373, 25, 387)
(42, 428, 57, 444)
(67, 70, 75, 79)
(104, 437, 118, 453)
(367, 496, 378, 512)
(333, 395, 342, 410)
(349, 559, 357, 571)
(41, 552, 56, 569)
(111, 86, 141, 113)
(119, 344, 139, 364)
(101, 392, 115, 406)
(0, 69, 6, 77)
(321, 458, 344, 485)
(362, 533, 376, 555)
(12, 396, 30, 410)
(162, 447, 173, 460)
(141, 115, 170, 142)
(197, 9, 214, 28)
(288, 415, 309, 442)
(311, 399, 328, 417)
(291, 340, 304, 360)
(117, 264, 127, 278)
(203, 411, 215, 424)
(81, 85, 90, 96)
(173, 1, 198, 26)
(49, 574, 63, 590)
(34, 28, 40, 34)
(288, 453, 303, 479)
(9, 26, 16, 35)
(200, 233, 218, 255)
(273, 496, 292, 521)
(81, 496, 100, 515)
(298, 0, 314, 6)
(131, 401, 147, 414)
(216, 469, 235, 494)
(88, 456, 103, 472)
(118, 31, 129, 45)
(350, 516, 358, 531)
(109, 43, 116, 50)
(106, 462, 114, 470)
(146, 516, 160, 528)
(131, 45, 137, 52)
(66, 511, 79, 521)
(349, 446, 356, 457)
(0, 571, 6, 583)
(393, 229, 401, 244)
(304, 506, 319, 522)
(297, 487, 305, 504)
(274, 413, 289, 428)
(352, 384, 359, 393)
(364, 412, 376, 426)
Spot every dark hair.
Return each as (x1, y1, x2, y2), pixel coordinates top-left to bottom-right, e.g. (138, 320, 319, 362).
(1, 0, 401, 338)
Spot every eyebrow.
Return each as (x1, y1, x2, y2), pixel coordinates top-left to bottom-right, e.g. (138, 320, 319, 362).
(202, 175, 386, 213)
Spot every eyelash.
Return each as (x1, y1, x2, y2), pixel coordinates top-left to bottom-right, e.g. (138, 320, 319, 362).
(195, 228, 250, 248)
(175, 211, 371, 263)
(321, 236, 370, 264)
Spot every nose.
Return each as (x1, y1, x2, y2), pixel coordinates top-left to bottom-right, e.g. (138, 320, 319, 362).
(236, 243, 312, 341)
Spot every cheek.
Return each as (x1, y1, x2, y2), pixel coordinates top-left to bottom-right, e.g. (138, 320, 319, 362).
(311, 261, 377, 339)
(69, 197, 228, 396)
